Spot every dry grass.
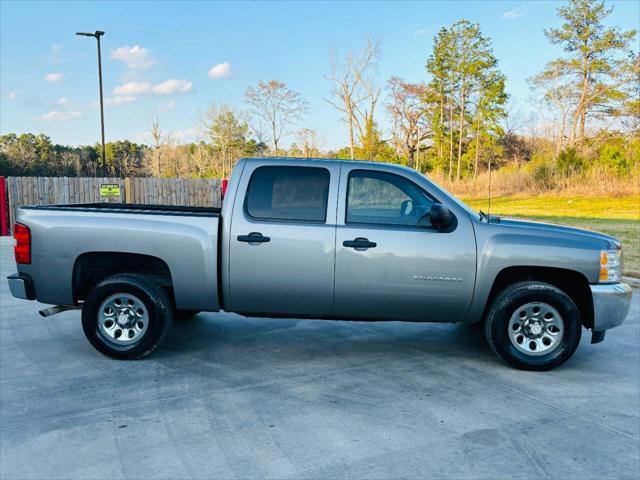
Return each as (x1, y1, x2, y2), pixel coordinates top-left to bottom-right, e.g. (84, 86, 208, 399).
(430, 166, 639, 198)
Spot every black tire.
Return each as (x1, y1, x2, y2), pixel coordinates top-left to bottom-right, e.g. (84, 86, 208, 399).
(484, 281, 582, 371)
(82, 274, 173, 360)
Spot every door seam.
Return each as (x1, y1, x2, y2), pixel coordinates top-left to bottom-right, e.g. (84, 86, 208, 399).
(331, 161, 343, 317)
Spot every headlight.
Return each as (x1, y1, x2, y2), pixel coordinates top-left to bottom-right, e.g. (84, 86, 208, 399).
(600, 248, 622, 283)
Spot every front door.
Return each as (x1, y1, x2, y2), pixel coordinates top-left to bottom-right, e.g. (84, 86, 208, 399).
(334, 167, 476, 322)
(229, 162, 339, 316)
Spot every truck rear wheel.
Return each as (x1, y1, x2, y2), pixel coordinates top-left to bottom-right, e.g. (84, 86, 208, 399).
(82, 274, 173, 360)
(484, 281, 582, 371)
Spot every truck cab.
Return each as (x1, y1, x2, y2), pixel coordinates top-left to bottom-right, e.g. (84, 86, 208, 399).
(221, 158, 476, 322)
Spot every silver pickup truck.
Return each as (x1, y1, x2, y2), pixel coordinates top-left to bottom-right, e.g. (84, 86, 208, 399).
(7, 158, 632, 370)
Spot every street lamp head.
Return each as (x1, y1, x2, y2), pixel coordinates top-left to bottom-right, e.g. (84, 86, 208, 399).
(75, 31, 105, 38)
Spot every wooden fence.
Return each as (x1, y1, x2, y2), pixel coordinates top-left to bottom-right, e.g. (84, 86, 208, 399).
(2, 176, 222, 234)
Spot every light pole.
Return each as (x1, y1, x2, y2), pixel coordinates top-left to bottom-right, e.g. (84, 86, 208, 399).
(76, 30, 106, 175)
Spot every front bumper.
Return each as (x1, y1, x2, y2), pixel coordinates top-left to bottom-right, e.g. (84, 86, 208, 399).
(7, 273, 36, 300)
(591, 282, 633, 332)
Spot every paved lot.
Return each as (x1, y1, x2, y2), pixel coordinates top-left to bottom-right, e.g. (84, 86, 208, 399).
(1, 237, 638, 480)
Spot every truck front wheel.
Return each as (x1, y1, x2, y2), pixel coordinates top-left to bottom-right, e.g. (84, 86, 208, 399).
(82, 274, 173, 360)
(484, 281, 582, 371)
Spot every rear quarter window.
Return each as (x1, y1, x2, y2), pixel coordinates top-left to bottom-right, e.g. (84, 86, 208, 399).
(244, 166, 330, 223)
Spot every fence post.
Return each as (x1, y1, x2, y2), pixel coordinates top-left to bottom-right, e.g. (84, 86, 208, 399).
(124, 178, 132, 204)
(0, 176, 7, 236)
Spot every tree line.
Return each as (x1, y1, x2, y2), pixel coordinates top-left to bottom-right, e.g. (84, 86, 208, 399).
(1, 0, 637, 183)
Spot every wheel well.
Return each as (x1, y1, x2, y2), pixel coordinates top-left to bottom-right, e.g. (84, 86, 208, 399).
(72, 252, 174, 304)
(484, 266, 594, 329)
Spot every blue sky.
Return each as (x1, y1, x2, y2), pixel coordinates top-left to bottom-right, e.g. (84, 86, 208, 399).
(1, 0, 638, 149)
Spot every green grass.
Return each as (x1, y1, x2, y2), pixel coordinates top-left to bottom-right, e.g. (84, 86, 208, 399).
(463, 195, 640, 277)
(463, 195, 639, 220)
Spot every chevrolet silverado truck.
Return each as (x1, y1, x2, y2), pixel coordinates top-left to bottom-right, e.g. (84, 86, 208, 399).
(7, 158, 633, 370)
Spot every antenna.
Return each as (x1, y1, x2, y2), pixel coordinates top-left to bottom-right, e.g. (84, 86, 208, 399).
(487, 155, 492, 221)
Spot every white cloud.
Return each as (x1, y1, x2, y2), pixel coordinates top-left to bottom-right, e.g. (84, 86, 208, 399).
(502, 6, 527, 19)
(106, 96, 137, 106)
(413, 28, 431, 37)
(8, 91, 16, 100)
(113, 81, 152, 96)
(55, 97, 67, 105)
(151, 79, 193, 94)
(44, 73, 64, 83)
(208, 62, 232, 79)
(172, 128, 199, 142)
(36, 111, 82, 121)
(157, 100, 176, 112)
(110, 45, 157, 70)
(50, 43, 64, 63)
(113, 79, 193, 97)
(89, 96, 137, 108)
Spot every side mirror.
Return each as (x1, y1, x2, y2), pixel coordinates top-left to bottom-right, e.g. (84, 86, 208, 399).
(425, 203, 455, 231)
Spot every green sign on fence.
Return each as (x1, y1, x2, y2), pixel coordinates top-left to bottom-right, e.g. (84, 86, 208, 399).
(100, 184, 120, 197)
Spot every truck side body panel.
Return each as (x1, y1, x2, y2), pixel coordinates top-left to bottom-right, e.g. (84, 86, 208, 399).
(465, 218, 618, 323)
(226, 158, 341, 316)
(333, 162, 477, 322)
(16, 208, 220, 311)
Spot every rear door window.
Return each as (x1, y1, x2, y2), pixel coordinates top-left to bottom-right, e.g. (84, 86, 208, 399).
(245, 166, 330, 223)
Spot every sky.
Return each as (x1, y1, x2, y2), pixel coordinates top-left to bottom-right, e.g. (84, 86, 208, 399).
(1, 0, 638, 150)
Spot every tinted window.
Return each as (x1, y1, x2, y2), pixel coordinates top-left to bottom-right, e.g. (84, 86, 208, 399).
(346, 170, 434, 226)
(245, 166, 330, 222)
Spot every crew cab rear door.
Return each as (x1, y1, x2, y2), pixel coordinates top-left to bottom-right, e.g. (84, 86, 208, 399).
(333, 165, 476, 322)
(228, 160, 339, 316)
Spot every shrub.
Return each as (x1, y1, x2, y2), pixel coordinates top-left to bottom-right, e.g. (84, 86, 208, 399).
(557, 148, 585, 177)
(532, 163, 554, 189)
(598, 144, 630, 175)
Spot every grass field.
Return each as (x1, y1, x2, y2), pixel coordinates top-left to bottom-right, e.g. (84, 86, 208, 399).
(463, 195, 640, 277)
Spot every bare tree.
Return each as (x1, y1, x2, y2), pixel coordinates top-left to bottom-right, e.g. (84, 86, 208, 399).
(147, 117, 170, 176)
(191, 142, 212, 177)
(386, 77, 431, 169)
(245, 80, 309, 155)
(531, 73, 576, 156)
(249, 121, 269, 157)
(325, 37, 381, 159)
(296, 128, 320, 158)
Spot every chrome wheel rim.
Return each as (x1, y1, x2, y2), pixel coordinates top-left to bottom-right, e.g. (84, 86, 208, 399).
(508, 302, 564, 356)
(98, 293, 149, 346)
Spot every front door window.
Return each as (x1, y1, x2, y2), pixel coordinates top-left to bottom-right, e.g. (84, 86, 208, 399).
(346, 170, 434, 227)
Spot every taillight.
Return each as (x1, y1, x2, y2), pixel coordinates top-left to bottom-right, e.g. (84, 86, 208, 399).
(222, 179, 228, 200)
(14, 223, 31, 264)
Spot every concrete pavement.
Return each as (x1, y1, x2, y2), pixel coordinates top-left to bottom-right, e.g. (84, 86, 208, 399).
(1, 237, 638, 479)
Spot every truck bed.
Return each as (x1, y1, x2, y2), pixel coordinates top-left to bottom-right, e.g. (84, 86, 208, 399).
(15, 203, 221, 312)
(20, 203, 221, 217)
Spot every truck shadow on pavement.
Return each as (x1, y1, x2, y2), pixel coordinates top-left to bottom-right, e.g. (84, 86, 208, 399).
(155, 312, 499, 366)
